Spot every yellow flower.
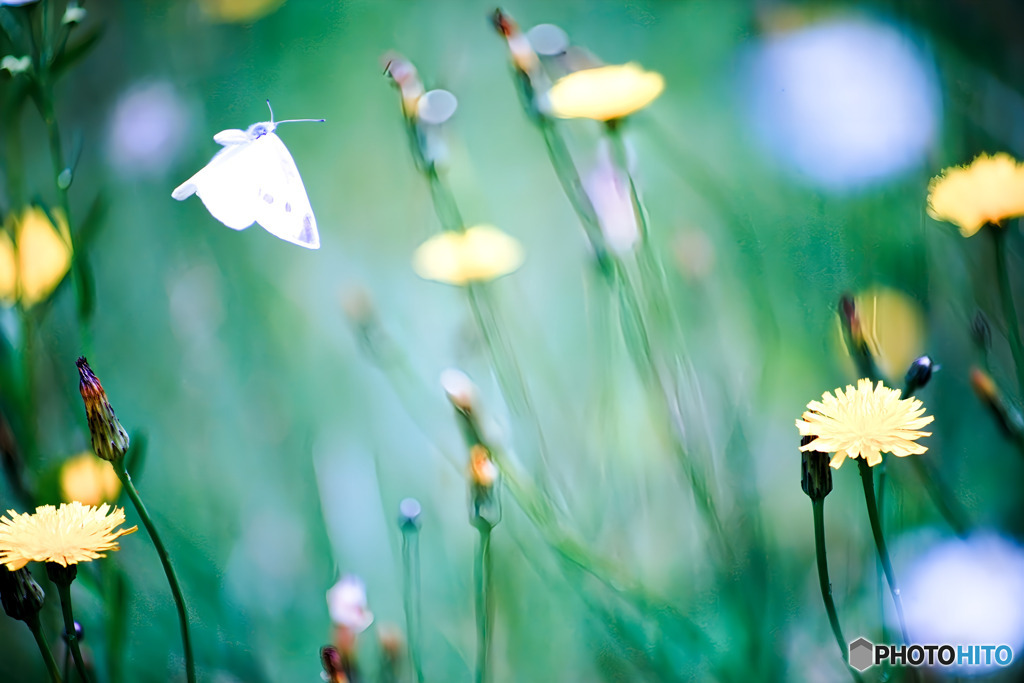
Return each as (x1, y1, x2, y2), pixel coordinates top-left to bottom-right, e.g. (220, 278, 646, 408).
(197, 0, 284, 22)
(546, 63, 664, 121)
(0, 502, 137, 570)
(60, 452, 122, 507)
(836, 287, 925, 381)
(795, 379, 934, 469)
(0, 207, 72, 307)
(926, 153, 1024, 237)
(412, 225, 524, 286)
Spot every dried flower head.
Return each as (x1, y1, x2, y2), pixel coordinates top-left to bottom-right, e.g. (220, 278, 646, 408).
(0, 207, 72, 307)
(796, 378, 934, 469)
(77, 357, 130, 463)
(0, 502, 137, 571)
(412, 225, 524, 286)
(546, 63, 664, 121)
(927, 153, 1024, 237)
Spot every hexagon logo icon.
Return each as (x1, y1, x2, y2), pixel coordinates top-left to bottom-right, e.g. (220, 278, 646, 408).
(849, 637, 875, 672)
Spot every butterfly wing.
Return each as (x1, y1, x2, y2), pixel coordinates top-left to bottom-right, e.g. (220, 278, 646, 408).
(172, 142, 262, 231)
(249, 132, 320, 249)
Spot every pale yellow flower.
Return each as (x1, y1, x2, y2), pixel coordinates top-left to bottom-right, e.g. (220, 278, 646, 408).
(0, 207, 72, 307)
(546, 63, 664, 121)
(836, 287, 925, 381)
(60, 453, 122, 507)
(796, 378, 933, 469)
(927, 153, 1024, 237)
(0, 502, 137, 570)
(197, 0, 283, 23)
(412, 225, 524, 286)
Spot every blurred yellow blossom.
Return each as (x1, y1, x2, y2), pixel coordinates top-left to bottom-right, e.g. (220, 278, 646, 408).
(927, 153, 1024, 237)
(546, 63, 664, 121)
(0, 502, 137, 570)
(836, 288, 925, 381)
(197, 0, 284, 23)
(796, 379, 933, 469)
(412, 225, 524, 286)
(0, 207, 72, 307)
(60, 453, 121, 507)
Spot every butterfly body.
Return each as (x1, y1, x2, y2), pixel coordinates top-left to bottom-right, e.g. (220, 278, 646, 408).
(173, 111, 322, 249)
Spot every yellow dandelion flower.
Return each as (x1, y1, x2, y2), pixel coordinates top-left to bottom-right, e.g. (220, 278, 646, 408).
(412, 225, 524, 286)
(0, 207, 72, 307)
(927, 153, 1024, 237)
(0, 502, 137, 570)
(795, 378, 934, 469)
(546, 63, 664, 121)
(60, 452, 122, 507)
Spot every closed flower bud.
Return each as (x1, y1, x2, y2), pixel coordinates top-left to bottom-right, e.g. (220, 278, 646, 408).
(904, 355, 937, 394)
(800, 435, 833, 501)
(76, 358, 130, 463)
(0, 566, 45, 622)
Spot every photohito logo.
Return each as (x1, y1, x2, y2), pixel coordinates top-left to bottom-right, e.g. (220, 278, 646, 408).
(849, 637, 1014, 672)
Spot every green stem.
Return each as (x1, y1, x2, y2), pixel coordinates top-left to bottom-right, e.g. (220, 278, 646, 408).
(993, 227, 1024, 395)
(24, 612, 63, 683)
(114, 464, 196, 683)
(52, 576, 92, 683)
(473, 524, 493, 683)
(401, 524, 425, 683)
(37, 81, 89, 330)
(857, 459, 910, 646)
(812, 499, 864, 683)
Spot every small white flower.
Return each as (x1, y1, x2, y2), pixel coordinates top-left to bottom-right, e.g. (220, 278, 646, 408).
(62, 2, 86, 24)
(0, 55, 31, 75)
(441, 368, 477, 411)
(326, 575, 374, 633)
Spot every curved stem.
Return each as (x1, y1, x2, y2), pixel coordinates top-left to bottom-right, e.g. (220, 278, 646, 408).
(473, 524, 493, 683)
(24, 612, 63, 683)
(53, 579, 92, 683)
(114, 464, 196, 683)
(812, 499, 864, 683)
(993, 227, 1024, 395)
(857, 459, 910, 645)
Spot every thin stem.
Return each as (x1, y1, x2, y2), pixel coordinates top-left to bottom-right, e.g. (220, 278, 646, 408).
(857, 459, 910, 646)
(53, 579, 92, 683)
(812, 499, 864, 683)
(473, 524, 493, 683)
(114, 464, 196, 683)
(36, 79, 89, 331)
(993, 227, 1024, 395)
(401, 525, 424, 683)
(24, 612, 63, 683)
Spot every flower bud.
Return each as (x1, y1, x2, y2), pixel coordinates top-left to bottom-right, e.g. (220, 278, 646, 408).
(76, 358, 130, 463)
(800, 435, 833, 501)
(0, 566, 45, 622)
(971, 312, 992, 352)
(904, 355, 937, 394)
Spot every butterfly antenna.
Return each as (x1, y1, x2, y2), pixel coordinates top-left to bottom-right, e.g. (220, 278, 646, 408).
(276, 118, 327, 125)
(266, 99, 274, 123)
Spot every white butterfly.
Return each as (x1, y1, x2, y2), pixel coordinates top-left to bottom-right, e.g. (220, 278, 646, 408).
(172, 102, 324, 249)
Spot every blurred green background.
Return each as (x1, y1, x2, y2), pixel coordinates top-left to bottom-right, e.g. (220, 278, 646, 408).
(3, 0, 1024, 681)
